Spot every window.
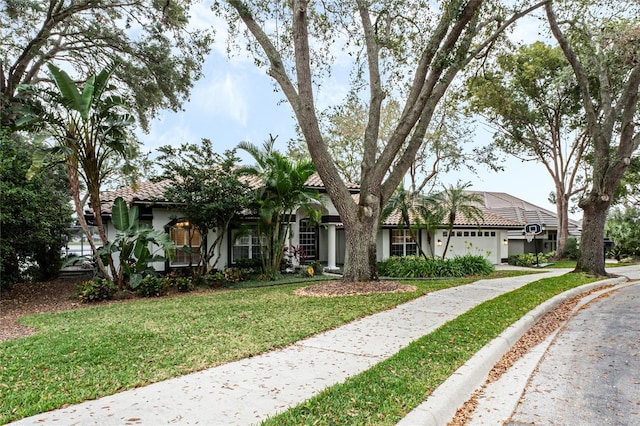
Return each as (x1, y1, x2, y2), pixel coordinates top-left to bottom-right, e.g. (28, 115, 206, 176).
(299, 219, 317, 260)
(443, 231, 448, 237)
(490, 231, 496, 237)
(391, 229, 417, 257)
(232, 230, 264, 263)
(463, 231, 469, 237)
(170, 221, 201, 266)
(456, 231, 463, 237)
(470, 231, 476, 237)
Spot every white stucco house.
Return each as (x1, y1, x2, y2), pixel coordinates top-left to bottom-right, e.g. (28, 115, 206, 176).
(90, 176, 577, 273)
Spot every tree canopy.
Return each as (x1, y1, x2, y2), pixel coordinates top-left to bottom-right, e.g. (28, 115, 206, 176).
(545, 0, 640, 275)
(1, 0, 212, 130)
(0, 131, 73, 288)
(217, 0, 547, 281)
(156, 139, 252, 274)
(465, 41, 588, 255)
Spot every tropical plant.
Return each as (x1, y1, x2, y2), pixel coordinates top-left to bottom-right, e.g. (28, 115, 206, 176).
(380, 183, 429, 259)
(238, 135, 322, 279)
(605, 207, 640, 260)
(431, 182, 484, 259)
(15, 62, 137, 280)
(99, 197, 175, 290)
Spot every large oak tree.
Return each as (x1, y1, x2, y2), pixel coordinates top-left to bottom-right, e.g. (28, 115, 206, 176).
(1, 0, 211, 130)
(545, 0, 640, 275)
(217, 0, 547, 281)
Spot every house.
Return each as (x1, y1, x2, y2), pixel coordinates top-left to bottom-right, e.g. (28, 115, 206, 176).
(91, 178, 573, 272)
(469, 191, 582, 256)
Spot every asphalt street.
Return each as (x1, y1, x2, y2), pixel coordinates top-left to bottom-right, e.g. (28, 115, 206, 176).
(506, 280, 640, 426)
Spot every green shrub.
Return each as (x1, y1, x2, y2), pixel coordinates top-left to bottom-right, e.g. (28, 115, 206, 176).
(136, 275, 168, 297)
(507, 252, 553, 267)
(224, 267, 248, 282)
(76, 278, 117, 303)
(563, 238, 580, 260)
(175, 277, 195, 293)
(377, 255, 494, 278)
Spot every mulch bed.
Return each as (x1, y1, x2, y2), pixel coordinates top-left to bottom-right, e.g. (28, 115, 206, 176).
(294, 280, 417, 297)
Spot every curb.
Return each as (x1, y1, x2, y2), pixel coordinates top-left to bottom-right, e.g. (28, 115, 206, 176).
(397, 275, 629, 426)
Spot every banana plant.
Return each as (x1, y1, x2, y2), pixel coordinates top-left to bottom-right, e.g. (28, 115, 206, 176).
(100, 197, 175, 290)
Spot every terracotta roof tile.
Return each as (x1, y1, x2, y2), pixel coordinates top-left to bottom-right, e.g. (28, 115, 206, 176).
(96, 172, 359, 215)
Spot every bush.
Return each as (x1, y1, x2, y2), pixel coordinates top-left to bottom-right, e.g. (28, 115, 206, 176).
(175, 277, 195, 293)
(224, 267, 249, 282)
(136, 275, 168, 297)
(205, 271, 227, 287)
(232, 258, 262, 273)
(377, 255, 494, 278)
(560, 238, 579, 260)
(76, 278, 117, 303)
(507, 252, 553, 267)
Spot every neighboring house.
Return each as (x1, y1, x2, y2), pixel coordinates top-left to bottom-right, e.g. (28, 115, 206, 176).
(90, 178, 574, 273)
(469, 191, 582, 256)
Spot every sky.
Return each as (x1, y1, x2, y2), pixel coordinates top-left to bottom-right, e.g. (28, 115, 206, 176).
(137, 5, 567, 219)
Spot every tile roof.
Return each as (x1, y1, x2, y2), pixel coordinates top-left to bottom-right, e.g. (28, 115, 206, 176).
(468, 191, 582, 230)
(380, 207, 524, 228)
(96, 172, 358, 215)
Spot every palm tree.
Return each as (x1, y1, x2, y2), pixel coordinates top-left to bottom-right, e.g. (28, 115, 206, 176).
(432, 182, 484, 259)
(17, 63, 135, 280)
(238, 135, 322, 278)
(380, 183, 429, 259)
(413, 194, 446, 258)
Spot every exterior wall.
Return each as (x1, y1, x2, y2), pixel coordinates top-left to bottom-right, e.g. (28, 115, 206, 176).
(430, 229, 508, 264)
(104, 202, 518, 278)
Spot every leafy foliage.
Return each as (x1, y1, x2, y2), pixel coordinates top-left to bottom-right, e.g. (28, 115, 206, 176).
(156, 140, 251, 274)
(377, 255, 494, 278)
(238, 135, 322, 279)
(136, 275, 169, 297)
(0, 132, 73, 288)
(100, 197, 175, 290)
(75, 278, 118, 303)
(507, 252, 555, 267)
(430, 182, 484, 259)
(606, 207, 640, 260)
(465, 41, 588, 254)
(15, 62, 138, 281)
(1, 0, 212, 130)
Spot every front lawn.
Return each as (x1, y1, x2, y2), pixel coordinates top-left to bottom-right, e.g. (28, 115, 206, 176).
(1, 270, 530, 423)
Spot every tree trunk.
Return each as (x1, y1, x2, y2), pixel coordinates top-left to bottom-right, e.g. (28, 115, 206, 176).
(555, 192, 570, 256)
(342, 205, 379, 282)
(66, 160, 111, 280)
(574, 196, 610, 276)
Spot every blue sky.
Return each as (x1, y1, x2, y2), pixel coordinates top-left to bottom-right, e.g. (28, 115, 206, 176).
(138, 5, 564, 218)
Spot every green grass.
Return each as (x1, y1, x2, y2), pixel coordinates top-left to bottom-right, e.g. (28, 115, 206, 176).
(0, 270, 531, 423)
(262, 272, 599, 425)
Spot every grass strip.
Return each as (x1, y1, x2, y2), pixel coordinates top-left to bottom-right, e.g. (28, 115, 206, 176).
(262, 272, 599, 425)
(0, 270, 529, 423)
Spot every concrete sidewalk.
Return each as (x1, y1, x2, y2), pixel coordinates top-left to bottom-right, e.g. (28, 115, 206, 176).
(10, 267, 625, 425)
